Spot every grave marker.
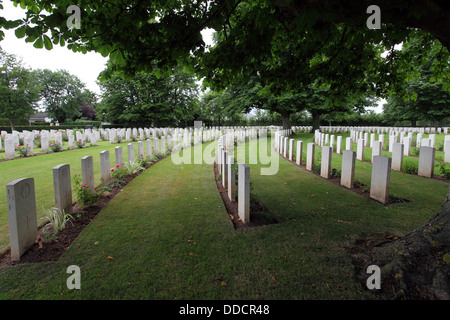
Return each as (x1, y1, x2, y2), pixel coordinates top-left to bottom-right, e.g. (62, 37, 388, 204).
(370, 156, 392, 204)
(7, 178, 38, 261)
(341, 150, 356, 188)
(418, 146, 435, 178)
(53, 164, 73, 215)
(238, 164, 250, 223)
(81, 156, 95, 191)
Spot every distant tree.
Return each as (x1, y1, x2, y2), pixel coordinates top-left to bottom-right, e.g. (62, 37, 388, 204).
(99, 65, 199, 127)
(36, 69, 86, 123)
(383, 45, 450, 128)
(0, 48, 40, 131)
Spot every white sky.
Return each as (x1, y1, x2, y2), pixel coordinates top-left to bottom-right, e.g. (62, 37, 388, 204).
(0, 0, 108, 95)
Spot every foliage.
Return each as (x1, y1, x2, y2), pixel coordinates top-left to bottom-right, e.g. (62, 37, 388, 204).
(0, 48, 40, 131)
(401, 159, 419, 175)
(49, 141, 62, 152)
(383, 31, 450, 127)
(124, 161, 145, 175)
(98, 65, 200, 127)
(73, 174, 102, 207)
(35, 69, 87, 123)
(75, 139, 85, 148)
(110, 164, 128, 186)
(435, 162, 450, 180)
(15, 143, 31, 157)
(40, 207, 73, 235)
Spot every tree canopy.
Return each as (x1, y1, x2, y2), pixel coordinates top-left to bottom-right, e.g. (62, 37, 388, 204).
(0, 47, 40, 130)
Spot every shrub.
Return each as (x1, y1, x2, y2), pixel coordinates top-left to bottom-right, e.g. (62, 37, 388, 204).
(124, 161, 145, 174)
(75, 139, 85, 148)
(40, 207, 73, 235)
(50, 141, 62, 152)
(110, 164, 129, 186)
(73, 175, 102, 207)
(411, 147, 420, 156)
(331, 168, 341, 179)
(436, 162, 450, 180)
(401, 159, 418, 175)
(15, 144, 31, 157)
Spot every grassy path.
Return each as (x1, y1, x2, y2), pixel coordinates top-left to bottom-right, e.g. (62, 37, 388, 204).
(0, 137, 447, 300)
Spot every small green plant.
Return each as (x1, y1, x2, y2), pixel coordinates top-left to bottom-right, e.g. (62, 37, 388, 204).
(15, 144, 31, 157)
(34, 135, 41, 148)
(75, 139, 85, 148)
(124, 161, 145, 174)
(73, 175, 102, 207)
(436, 162, 450, 180)
(401, 159, 418, 175)
(312, 162, 321, 175)
(109, 164, 129, 186)
(411, 147, 420, 156)
(40, 207, 74, 235)
(115, 136, 122, 144)
(331, 168, 341, 179)
(354, 179, 369, 192)
(49, 141, 62, 152)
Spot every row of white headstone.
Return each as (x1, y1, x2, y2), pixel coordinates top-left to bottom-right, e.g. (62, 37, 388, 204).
(275, 129, 443, 205)
(313, 130, 450, 164)
(216, 133, 252, 224)
(293, 126, 449, 135)
(2, 126, 273, 160)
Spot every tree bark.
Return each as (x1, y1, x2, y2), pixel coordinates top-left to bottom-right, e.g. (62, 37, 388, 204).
(310, 111, 321, 132)
(351, 188, 450, 299)
(281, 112, 291, 130)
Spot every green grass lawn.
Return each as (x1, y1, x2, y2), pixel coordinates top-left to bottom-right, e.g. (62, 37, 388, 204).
(0, 135, 447, 300)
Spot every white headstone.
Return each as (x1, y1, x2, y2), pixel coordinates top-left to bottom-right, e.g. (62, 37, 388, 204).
(81, 156, 95, 191)
(341, 150, 356, 188)
(238, 164, 250, 223)
(320, 146, 332, 179)
(392, 143, 404, 171)
(306, 143, 315, 171)
(418, 146, 435, 178)
(370, 156, 392, 204)
(53, 164, 72, 214)
(100, 151, 111, 186)
(7, 178, 38, 261)
(296, 140, 303, 165)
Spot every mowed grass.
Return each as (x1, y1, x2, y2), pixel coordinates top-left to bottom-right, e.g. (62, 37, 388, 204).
(0, 135, 448, 300)
(0, 140, 155, 254)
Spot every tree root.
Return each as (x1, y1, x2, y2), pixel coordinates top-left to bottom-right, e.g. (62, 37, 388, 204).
(349, 189, 450, 300)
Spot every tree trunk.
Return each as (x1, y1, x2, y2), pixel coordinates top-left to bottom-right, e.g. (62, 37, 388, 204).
(281, 113, 291, 130)
(411, 120, 416, 127)
(310, 111, 321, 132)
(9, 119, 14, 132)
(351, 188, 450, 299)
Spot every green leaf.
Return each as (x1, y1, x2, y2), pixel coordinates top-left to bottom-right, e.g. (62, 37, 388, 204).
(33, 36, 43, 49)
(43, 35, 53, 50)
(14, 25, 26, 38)
(25, 35, 37, 43)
